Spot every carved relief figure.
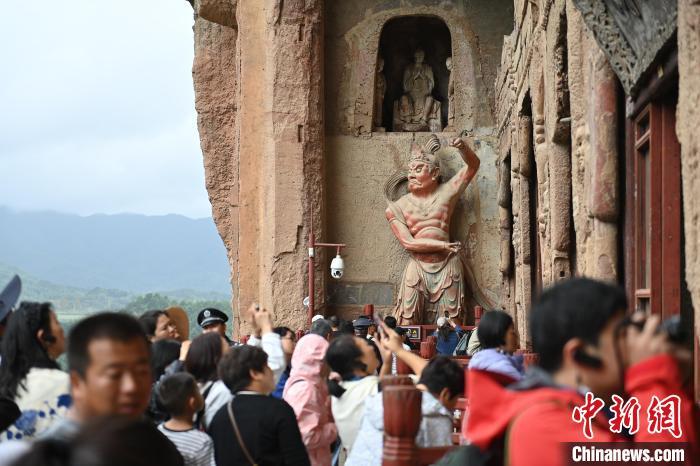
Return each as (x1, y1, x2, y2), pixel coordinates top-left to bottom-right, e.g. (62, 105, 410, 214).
(373, 57, 387, 131)
(393, 49, 443, 132)
(446, 56, 455, 129)
(386, 135, 480, 324)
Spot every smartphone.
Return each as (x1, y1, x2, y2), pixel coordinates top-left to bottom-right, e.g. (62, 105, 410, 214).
(374, 314, 387, 338)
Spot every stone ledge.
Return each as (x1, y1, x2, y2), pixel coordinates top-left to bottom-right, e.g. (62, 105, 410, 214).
(198, 0, 237, 28)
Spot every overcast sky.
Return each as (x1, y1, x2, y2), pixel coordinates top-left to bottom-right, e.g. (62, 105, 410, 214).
(0, 1, 211, 219)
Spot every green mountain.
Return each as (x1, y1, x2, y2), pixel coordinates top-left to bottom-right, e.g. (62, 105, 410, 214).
(0, 263, 232, 332)
(0, 262, 132, 312)
(0, 207, 231, 294)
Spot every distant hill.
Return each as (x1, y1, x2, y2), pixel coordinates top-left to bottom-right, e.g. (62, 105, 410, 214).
(0, 262, 133, 311)
(0, 207, 231, 294)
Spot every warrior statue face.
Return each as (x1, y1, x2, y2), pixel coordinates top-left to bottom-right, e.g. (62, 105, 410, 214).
(407, 156, 439, 194)
(446, 56, 453, 71)
(407, 135, 441, 194)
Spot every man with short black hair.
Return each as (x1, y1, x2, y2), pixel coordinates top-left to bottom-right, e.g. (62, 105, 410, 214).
(383, 315, 397, 329)
(208, 346, 310, 466)
(40, 312, 152, 441)
(466, 278, 697, 466)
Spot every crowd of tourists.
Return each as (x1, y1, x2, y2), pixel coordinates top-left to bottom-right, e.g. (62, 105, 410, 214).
(0, 274, 697, 466)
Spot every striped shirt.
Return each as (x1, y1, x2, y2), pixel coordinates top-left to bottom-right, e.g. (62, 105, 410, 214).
(158, 424, 216, 466)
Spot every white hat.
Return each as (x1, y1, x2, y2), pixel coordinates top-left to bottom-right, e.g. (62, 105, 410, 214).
(437, 316, 447, 327)
(311, 314, 324, 323)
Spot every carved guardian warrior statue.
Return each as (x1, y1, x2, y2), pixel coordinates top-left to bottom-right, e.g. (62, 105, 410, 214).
(386, 135, 480, 324)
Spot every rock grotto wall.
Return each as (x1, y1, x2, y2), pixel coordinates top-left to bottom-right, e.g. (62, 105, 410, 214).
(323, 0, 513, 321)
(495, 0, 622, 348)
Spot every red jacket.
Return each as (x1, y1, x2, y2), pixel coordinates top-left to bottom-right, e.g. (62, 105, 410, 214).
(466, 355, 698, 466)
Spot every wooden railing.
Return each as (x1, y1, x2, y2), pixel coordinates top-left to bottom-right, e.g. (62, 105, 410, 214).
(382, 382, 455, 466)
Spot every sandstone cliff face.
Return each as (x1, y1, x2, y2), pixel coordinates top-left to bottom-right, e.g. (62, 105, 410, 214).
(192, 0, 324, 334)
(192, 0, 240, 331)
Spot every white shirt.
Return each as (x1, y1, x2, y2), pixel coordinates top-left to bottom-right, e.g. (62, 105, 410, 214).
(1, 368, 71, 442)
(198, 380, 232, 430)
(331, 375, 379, 454)
(247, 332, 287, 384)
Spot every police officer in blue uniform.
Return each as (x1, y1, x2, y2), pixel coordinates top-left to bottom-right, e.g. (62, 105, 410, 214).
(196, 307, 237, 346)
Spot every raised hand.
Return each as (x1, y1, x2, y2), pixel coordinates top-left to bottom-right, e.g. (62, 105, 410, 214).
(451, 137, 467, 151)
(179, 339, 191, 361)
(252, 305, 274, 334)
(378, 321, 404, 354)
(624, 313, 670, 367)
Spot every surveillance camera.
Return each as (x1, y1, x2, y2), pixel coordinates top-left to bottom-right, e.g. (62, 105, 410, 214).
(330, 254, 344, 280)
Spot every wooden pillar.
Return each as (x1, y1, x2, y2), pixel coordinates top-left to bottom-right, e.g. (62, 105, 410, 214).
(382, 385, 422, 466)
(420, 336, 437, 360)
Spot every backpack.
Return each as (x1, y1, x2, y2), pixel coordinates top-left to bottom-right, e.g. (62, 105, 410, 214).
(453, 329, 473, 356)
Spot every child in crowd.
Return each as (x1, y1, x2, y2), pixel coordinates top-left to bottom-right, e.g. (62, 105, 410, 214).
(157, 372, 215, 466)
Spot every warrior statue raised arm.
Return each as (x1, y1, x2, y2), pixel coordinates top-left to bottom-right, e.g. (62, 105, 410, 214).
(386, 135, 480, 325)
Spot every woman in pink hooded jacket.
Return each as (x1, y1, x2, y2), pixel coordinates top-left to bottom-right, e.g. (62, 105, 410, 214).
(283, 333, 338, 466)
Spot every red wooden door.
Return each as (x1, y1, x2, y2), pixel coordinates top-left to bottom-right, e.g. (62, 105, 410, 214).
(626, 94, 681, 319)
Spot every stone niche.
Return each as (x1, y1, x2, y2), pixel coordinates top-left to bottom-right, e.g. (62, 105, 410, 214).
(377, 16, 452, 132)
(324, 0, 513, 320)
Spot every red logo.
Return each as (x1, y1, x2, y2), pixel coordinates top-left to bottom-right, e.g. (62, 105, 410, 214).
(647, 395, 682, 439)
(572, 392, 605, 439)
(609, 394, 641, 435)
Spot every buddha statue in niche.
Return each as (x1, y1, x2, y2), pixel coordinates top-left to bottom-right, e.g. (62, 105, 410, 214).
(393, 49, 443, 132)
